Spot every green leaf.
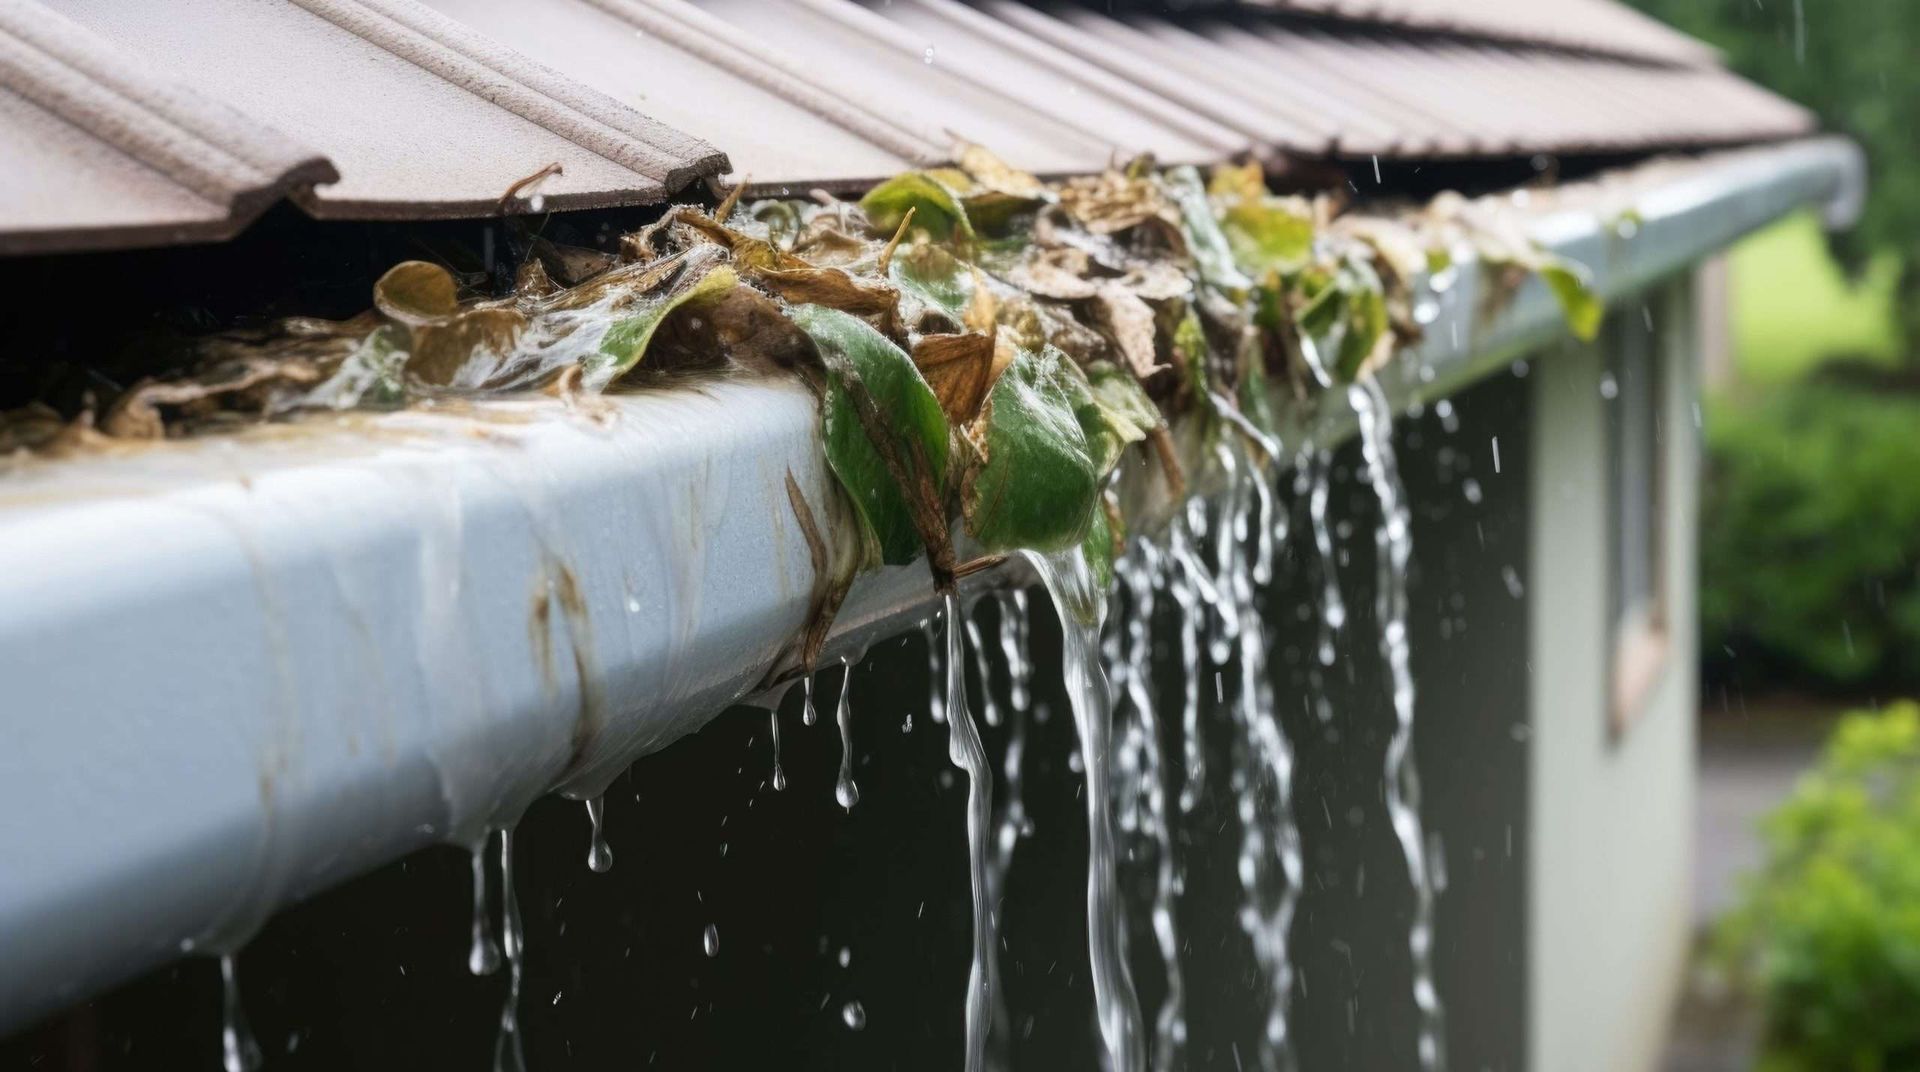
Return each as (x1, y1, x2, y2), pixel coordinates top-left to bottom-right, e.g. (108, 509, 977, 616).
(791, 304, 950, 568)
(860, 172, 973, 244)
(1163, 166, 1252, 294)
(1081, 362, 1161, 476)
(1540, 257, 1603, 342)
(588, 265, 738, 387)
(1081, 496, 1116, 592)
(963, 347, 1101, 555)
(888, 241, 974, 327)
(1173, 310, 1215, 411)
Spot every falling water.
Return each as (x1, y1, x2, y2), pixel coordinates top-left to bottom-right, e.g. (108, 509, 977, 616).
(996, 589, 1033, 714)
(1110, 541, 1191, 1071)
(1306, 452, 1347, 667)
(1167, 515, 1211, 813)
(494, 828, 528, 1072)
(468, 838, 502, 976)
(1027, 549, 1147, 1072)
(833, 662, 860, 811)
(923, 613, 949, 726)
(584, 795, 613, 873)
(769, 707, 787, 792)
(218, 954, 262, 1072)
(941, 591, 999, 1072)
(1350, 377, 1447, 1071)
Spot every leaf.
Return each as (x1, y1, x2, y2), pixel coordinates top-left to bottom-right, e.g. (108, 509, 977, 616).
(753, 266, 900, 331)
(586, 264, 738, 388)
(1058, 170, 1177, 236)
(1009, 247, 1099, 300)
(792, 304, 951, 568)
(1211, 163, 1315, 275)
(1173, 310, 1214, 409)
(954, 140, 1050, 203)
(1540, 257, 1603, 342)
(1092, 284, 1164, 379)
(1081, 492, 1120, 592)
(962, 347, 1101, 555)
(673, 208, 810, 272)
(649, 284, 813, 374)
(1163, 165, 1252, 294)
(889, 239, 974, 328)
(374, 261, 459, 326)
(859, 172, 973, 244)
(912, 331, 999, 426)
(1080, 361, 1161, 476)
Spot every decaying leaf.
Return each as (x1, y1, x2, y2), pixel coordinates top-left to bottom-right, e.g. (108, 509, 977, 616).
(649, 283, 813, 374)
(860, 172, 973, 244)
(752, 266, 900, 335)
(585, 264, 739, 389)
(374, 260, 459, 326)
(1092, 284, 1163, 379)
(911, 331, 999, 426)
(1212, 162, 1315, 276)
(889, 239, 974, 329)
(792, 304, 951, 571)
(1009, 247, 1099, 300)
(1080, 361, 1162, 476)
(954, 140, 1050, 203)
(1058, 170, 1179, 237)
(105, 358, 324, 439)
(961, 346, 1101, 555)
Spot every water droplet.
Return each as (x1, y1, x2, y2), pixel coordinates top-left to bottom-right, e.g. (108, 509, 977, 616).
(802, 675, 818, 726)
(219, 954, 263, 1072)
(921, 45, 935, 64)
(842, 1000, 867, 1030)
(702, 924, 720, 958)
(469, 840, 502, 976)
(837, 946, 852, 968)
(772, 764, 788, 792)
(1599, 372, 1619, 400)
(834, 662, 860, 810)
(584, 796, 614, 873)
(1462, 479, 1483, 505)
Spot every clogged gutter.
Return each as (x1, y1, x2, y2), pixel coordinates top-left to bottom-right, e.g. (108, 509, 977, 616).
(0, 145, 1598, 655)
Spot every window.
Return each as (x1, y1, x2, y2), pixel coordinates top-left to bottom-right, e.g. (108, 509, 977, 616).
(1606, 301, 1669, 738)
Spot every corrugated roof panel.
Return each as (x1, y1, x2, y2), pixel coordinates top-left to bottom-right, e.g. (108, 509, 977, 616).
(48, 0, 728, 218)
(853, 0, 1247, 166)
(686, 0, 1124, 176)
(1240, 0, 1719, 68)
(419, 0, 933, 188)
(975, 1, 1336, 157)
(0, 0, 337, 254)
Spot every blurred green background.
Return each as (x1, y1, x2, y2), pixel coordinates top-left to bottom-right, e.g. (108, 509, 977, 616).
(1626, 5, 1920, 1066)
(1627, 0, 1920, 697)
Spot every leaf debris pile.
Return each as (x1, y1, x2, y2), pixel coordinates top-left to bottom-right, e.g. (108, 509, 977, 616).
(0, 147, 1600, 623)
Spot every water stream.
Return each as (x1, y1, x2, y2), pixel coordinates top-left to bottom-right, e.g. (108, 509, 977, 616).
(833, 661, 860, 811)
(1028, 549, 1147, 1072)
(1351, 378, 1448, 1071)
(218, 953, 262, 1072)
(468, 839, 501, 976)
(494, 828, 528, 1072)
(941, 591, 998, 1072)
(583, 796, 613, 874)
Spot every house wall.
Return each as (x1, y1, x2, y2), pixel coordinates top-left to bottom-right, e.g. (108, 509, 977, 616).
(1528, 279, 1701, 1072)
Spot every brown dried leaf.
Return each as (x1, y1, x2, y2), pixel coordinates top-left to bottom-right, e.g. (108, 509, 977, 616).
(954, 140, 1049, 201)
(407, 307, 526, 386)
(1092, 284, 1164, 379)
(753, 266, 900, 330)
(911, 330, 998, 426)
(1008, 247, 1098, 300)
(650, 284, 814, 375)
(104, 358, 323, 439)
(1058, 171, 1179, 236)
(374, 261, 458, 326)
(673, 207, 811, 273)
(1118, 261, 1193, 302)
(962, 267, 998, 336)
(529, 238, 619, 287)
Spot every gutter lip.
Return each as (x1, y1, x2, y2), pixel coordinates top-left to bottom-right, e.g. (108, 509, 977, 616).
(0, 134, 1864, 1036)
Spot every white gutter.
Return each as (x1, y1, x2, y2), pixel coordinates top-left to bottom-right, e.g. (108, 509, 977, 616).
(0, 136, 1862, 1030)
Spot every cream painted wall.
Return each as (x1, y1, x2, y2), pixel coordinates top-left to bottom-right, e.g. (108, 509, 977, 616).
(1527, 280, 1701, 1072)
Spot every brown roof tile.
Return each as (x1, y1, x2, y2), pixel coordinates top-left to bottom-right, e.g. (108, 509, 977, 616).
(0, 0, 337, 253)
(49, 0, 727, 218)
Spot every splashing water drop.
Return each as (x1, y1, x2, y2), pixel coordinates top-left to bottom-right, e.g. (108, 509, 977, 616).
(219, 954, 263, 1072)
(842, 1000, 868, 1030)
(584, 795, 614, 873)
(703, 923, 720, 958)
(468, 839, 502, 976)
(834, 661, 860, 811)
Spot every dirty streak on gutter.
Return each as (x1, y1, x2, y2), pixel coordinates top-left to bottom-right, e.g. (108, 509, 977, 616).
(0, 136, 1863, 1031)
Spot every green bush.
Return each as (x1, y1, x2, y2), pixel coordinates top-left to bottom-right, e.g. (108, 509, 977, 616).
(1702, 385, 1920, 691)
(1716, 703, 1920, 1071)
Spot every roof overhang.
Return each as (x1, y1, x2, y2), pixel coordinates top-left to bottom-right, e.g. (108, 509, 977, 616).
(0, 135, 1865, 1030)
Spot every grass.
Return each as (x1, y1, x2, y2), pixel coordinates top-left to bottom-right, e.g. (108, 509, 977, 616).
(1730, 212, 1903, 384)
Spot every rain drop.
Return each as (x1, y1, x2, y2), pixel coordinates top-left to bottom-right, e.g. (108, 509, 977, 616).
(842, 1000, 867, 1031)
(703, 924, 720, 958)
(584, 795, 613, 873)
